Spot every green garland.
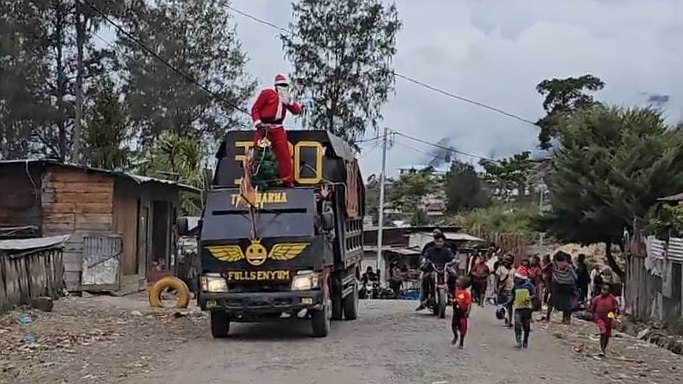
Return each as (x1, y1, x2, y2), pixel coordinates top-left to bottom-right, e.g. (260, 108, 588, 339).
(251, 146, 281, 189)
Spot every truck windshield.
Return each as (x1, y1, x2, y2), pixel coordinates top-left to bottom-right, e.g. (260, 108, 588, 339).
(200, 188, 315, 241)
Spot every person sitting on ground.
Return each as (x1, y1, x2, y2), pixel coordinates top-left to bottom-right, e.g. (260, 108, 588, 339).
(503, 269, 536, 349)
(590, 283, 620, 357)
(416, 232, 457, 311)
(451, 276, 472, 349)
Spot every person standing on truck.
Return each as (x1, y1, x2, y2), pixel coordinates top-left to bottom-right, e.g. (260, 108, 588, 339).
(416, 232, 457, 311)
(251, 74, 303, 186)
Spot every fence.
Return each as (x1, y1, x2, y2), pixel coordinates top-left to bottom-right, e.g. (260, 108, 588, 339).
(0, 235, 68, 312)
(466, 224, 529, 259)
(624, 234, 683, 322)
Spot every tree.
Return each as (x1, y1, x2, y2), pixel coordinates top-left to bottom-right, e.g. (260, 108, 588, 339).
(0, 0, 50, 159)
(536, 74, 604, 149)
(120, 0, 255, 147)
(281, 0, 401, 146)
(0, 0, 122, 161)
(140, 132, 204, 215)
(536, 106, 683, 277)
(388, 172, 436, 226)
(479, 152, 533, 202)
(444, 160, 488, 213)
(82, 78, 133, 170)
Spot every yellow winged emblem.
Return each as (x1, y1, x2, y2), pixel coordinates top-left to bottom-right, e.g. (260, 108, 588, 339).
(207, 245, 245, 262)
(268, 243, 308, 261)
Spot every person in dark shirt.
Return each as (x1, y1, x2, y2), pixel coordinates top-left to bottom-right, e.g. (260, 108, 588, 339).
(416, 232, 456, 311)
(575, 254, 591, 303)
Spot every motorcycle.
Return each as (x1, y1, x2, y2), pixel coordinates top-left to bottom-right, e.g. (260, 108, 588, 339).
(425, 262, 454, 319)
(359, 280, 378, 299)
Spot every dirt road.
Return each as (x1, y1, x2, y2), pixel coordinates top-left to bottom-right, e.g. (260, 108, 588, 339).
(128, 300, 634, 384)
(3, 297, 683, 384)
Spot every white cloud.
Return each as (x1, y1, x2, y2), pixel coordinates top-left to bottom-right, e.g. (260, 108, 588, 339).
(230, 0, 683, 177)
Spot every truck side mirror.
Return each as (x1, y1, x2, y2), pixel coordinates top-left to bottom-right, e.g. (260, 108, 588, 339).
(321, 201, 335, 231)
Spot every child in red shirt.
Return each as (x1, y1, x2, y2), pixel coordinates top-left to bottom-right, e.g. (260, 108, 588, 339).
(451, 277, 472, 349)
(590, 284, 620, 357)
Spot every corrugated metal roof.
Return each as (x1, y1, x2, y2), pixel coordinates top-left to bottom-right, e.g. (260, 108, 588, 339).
(417, 232, 485, 242)
(647, 236, 683, 262)
(0, 235, 70, 251)
(0, 159, 200, 193)
(657, 192, 683, 202)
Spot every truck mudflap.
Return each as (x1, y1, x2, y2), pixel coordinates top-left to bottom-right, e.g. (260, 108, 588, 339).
(199, 290, 323, 314)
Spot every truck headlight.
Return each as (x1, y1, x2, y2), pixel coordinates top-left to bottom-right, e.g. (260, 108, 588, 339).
(201, 273, 228, 293)
(291, 271, 321, 291)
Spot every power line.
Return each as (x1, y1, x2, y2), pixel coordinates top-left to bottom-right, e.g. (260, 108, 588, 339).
(391, 130, 497, 163)
(225, 3, 538, 127)
(393, 73, 538, 126)
(82, 0, 249, 115)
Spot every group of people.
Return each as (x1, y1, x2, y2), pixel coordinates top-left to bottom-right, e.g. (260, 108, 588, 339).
(415, 238, 622, 356)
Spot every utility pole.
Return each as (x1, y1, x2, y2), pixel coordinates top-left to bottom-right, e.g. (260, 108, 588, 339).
(376, 127, 388, 284)
(538, 183, 545, 249)
(73, 0, 84, 164)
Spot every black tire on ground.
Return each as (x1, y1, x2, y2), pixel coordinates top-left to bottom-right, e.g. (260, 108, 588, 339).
(210, 311, 230, 338)
(343, 282, 358, 320)
(311, 300, 331, 337)
(331, 293, 343, 320)
(438, 290, 447, 319)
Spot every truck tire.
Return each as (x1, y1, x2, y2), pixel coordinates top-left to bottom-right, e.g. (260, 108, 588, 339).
(210, 311, 230, 338)
(311, 300, 330, 337)
(148, 276, 190, 308)
(343, 282, 358, 320)
(331, 295, 343, 320)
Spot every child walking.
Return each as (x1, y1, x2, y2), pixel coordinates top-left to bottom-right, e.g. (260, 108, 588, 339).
(504, 270, 536, 349)
(451, 277, 472, 349)
(590, 283, 620, 357)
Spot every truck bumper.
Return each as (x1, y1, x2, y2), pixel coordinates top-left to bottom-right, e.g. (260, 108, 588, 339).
(198, 290, 323, 318)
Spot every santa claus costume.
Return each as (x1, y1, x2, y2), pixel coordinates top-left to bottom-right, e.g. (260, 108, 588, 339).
(251, 74, 303, 185)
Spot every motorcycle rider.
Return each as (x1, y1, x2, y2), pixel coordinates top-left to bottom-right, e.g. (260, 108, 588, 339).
(416, 231, 457, 311)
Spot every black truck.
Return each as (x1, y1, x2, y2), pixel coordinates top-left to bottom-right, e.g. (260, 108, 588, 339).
(197, 129, 365, 338)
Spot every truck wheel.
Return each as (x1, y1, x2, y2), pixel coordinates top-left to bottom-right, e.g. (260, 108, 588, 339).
(343, 282, 358, 320)
(331, 295, 343, 320)
(311, 300, 330, 337)
(210, 311, 230, 338)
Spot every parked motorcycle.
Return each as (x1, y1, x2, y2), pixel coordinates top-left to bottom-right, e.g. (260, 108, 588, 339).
(359, 281, 378, 299)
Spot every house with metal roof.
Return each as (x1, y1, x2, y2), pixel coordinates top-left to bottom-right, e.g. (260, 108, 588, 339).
(0, 159, 199, 294)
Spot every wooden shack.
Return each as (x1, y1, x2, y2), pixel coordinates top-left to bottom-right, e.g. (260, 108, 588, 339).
(0, 160, 199, 293)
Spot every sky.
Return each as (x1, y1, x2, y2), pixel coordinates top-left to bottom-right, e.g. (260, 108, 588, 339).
(228, 0, 683, 178)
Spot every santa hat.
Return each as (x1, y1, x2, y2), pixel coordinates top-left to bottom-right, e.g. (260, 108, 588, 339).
(514, 267, 529, 280)
(274, 74, 288, 86)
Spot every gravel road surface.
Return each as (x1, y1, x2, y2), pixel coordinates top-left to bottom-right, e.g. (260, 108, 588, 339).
(3, 297, 682, 384)
(131, 300, 602, 384)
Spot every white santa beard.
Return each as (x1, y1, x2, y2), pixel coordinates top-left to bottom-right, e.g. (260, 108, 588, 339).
(276, 86, 291, 104)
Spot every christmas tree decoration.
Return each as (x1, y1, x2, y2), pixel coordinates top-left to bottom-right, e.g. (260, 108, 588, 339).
(251, 144, 281, 189)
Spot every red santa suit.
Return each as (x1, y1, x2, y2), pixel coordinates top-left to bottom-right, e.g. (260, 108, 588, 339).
(251, 74, 303, 185)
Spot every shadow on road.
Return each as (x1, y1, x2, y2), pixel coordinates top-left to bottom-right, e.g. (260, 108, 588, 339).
(220, 320, 338, 341)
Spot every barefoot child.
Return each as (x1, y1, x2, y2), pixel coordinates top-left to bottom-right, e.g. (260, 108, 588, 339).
(590, 283, 619, 357)
(451, 277, 472, 349)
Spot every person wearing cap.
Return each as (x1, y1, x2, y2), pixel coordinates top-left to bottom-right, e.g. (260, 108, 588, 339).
(251, 74, 303, 186)
(503, 269, 537, 349)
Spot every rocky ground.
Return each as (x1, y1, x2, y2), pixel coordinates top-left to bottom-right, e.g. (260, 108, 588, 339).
(1, 296, 682, 384)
